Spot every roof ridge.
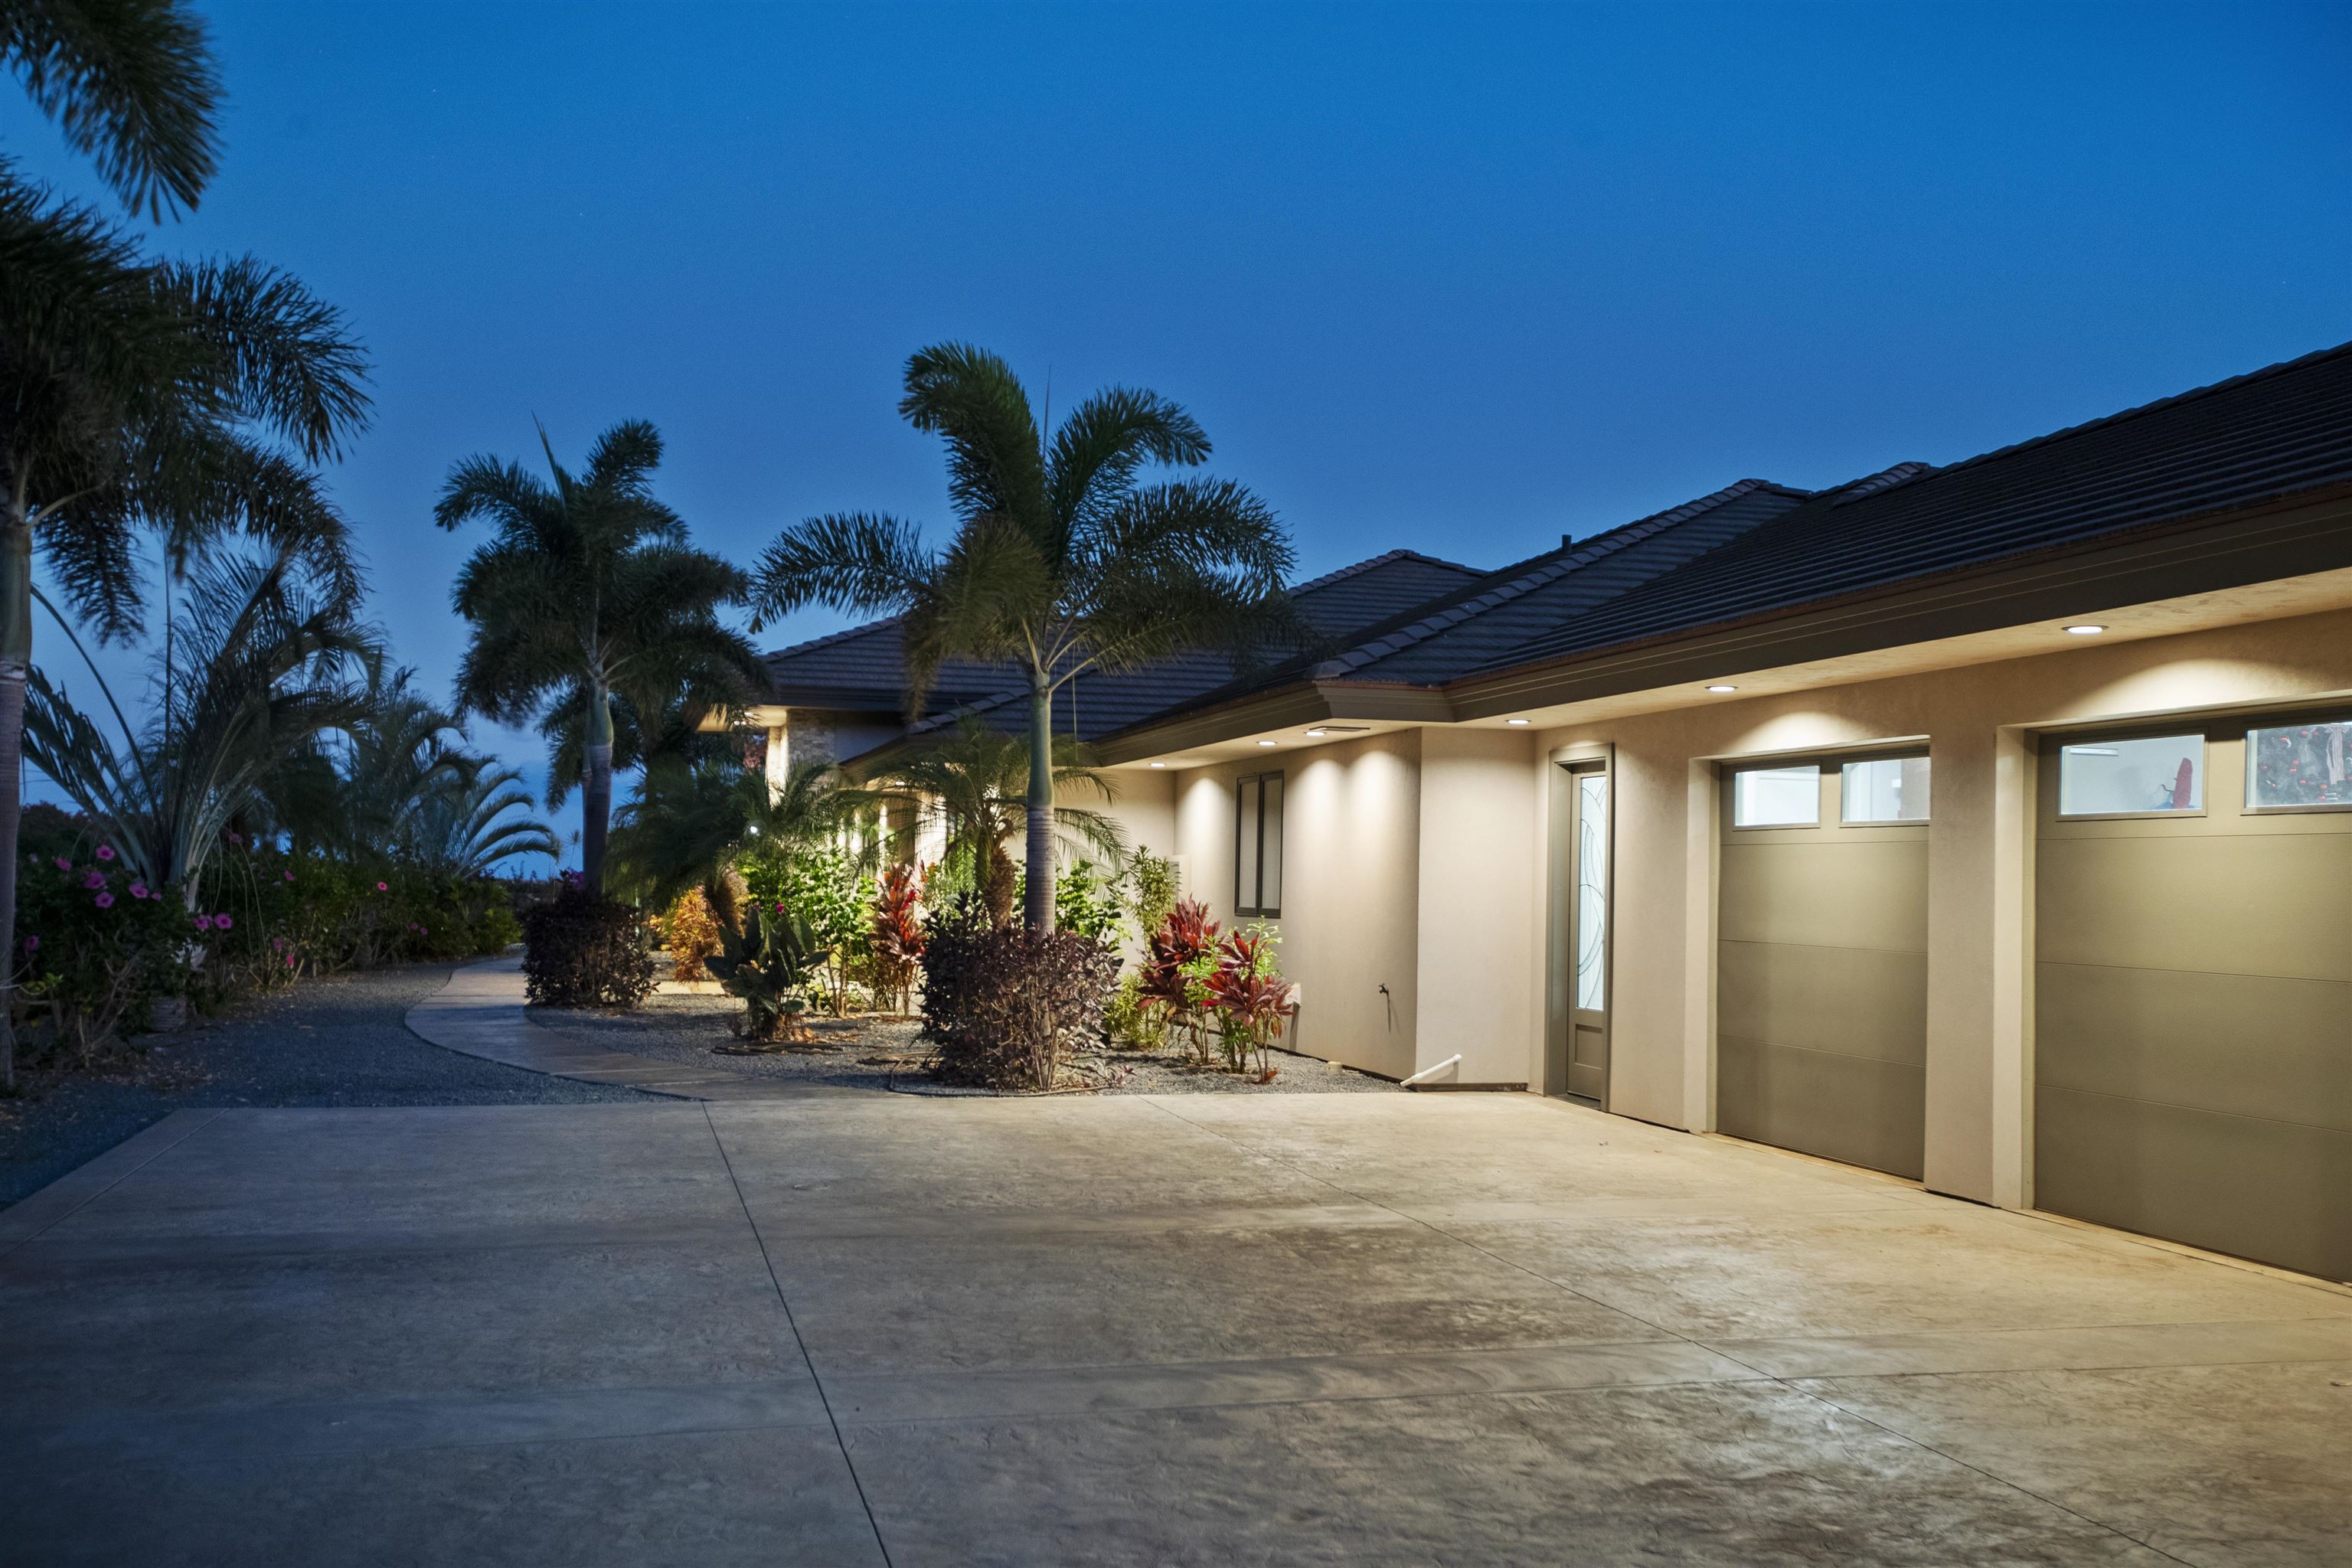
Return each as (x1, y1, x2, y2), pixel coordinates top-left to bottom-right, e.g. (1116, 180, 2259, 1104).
(1287, 547, 1485, 596)
(1909, 339, 2352, 487)
(763, 612, 906, 663)
(1308, 479, 1797, 679)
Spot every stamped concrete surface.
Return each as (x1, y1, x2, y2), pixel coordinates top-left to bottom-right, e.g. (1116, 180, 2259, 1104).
(4, 1095, 2348, 1566)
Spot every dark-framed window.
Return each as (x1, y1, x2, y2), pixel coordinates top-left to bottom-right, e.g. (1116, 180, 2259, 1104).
(1235, 771, 1284, 916)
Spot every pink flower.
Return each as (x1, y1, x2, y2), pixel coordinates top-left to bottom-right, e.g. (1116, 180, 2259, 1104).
(283, 871, 296, 883)
(83, 871, 105, 890)
(377, 881, 389, 893)
(96, 845, 116, 862)
(194, 914, 214, 932)
(129, 883, 149, 900)
(22, 935, 38, 952)
(285, 954, 297, 968)
(227, 831, 242, 845)
(51, 857, 69, 872)
(214, 913, 234, 931)
(94, 892, 114, 910)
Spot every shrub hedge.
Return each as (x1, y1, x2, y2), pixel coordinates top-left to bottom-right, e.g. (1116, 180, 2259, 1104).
(518, 884, 655, 1008)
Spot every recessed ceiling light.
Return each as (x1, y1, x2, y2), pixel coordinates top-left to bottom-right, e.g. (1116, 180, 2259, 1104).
(1257, 740, 1278, 747)
(1148, 761, 1165, 768)
(1707, 684, 1736, 694)
(1304, 728, 1326, 737)
(1505, 717, 1530, 726)
(2064, 624, 2105, 636)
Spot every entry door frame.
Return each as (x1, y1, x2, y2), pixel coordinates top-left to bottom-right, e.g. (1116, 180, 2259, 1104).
(1545, 743, 1615, 1106)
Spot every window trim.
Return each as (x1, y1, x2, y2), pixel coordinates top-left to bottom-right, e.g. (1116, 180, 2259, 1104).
(1235, 769, 1284, 917)
(2052, 732, 2210, 822)
(1727, 763, 1824, 831)
(2242, 714, 2352, 815)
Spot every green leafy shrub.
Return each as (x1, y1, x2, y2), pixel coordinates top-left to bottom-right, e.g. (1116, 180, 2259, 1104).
(1054, 858, 1126, 946)
(1123, 851, 1180, 940)
(15, 850, 190, 1059)
(1102, 968, 1159, 1050)
(518, 884, 654, 1007)
(919, 895, 1119, 1089)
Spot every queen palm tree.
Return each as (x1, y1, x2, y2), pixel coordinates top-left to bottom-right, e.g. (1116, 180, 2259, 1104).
(0, 1, 365, 1087)
(434, 420, 764, 895)
(753, 344, 1298, 930)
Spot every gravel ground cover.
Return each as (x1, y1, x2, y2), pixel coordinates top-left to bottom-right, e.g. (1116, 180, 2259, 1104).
(540, 989, 1400, 1096)
(1, 963, 650, 1209)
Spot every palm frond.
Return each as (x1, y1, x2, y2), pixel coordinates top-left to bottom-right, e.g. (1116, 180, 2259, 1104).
(0, 0, 223, 220)
(750, 511, 932, 630)
(899, 341, 1047, 530)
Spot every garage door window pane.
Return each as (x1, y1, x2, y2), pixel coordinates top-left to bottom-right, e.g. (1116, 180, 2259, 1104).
(1733, 766, 1819, 827)
(2058, 735, 2203, 816)
(2246, 719, 2352, 809)
(1841, 757, 1930, 823)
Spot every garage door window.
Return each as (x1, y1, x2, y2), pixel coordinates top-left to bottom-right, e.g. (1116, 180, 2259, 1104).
(2058, 734, 2203, 817)
(2246, 718, 2352, 810)
(1732, 766, 1819, 828)
(1841, 756, 1930, 823)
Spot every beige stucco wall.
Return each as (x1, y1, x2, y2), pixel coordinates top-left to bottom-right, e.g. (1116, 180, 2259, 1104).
(1414, 728, 1544, 1086)
(1171, 731, 1423, 1078)
(1530, 603, 2352, 1207)
(1100, 768, 1178, 865)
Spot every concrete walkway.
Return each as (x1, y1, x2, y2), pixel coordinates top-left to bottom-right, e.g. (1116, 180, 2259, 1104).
(407, 956, 827, 1101)
(5, 1093, 2349, 1565)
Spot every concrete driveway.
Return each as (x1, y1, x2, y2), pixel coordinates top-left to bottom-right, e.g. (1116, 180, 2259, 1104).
(5, 1093, 2347, 1566)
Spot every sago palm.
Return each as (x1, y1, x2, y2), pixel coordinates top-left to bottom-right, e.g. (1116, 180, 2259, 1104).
(434, 420, 763, 894)
(753, 343, 1298, 929)
(877, 714, 1126, 930)
(24, 544, 374, 898)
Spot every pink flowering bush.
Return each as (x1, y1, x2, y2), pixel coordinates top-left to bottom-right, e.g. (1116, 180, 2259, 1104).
(15, 854, 188, 1061)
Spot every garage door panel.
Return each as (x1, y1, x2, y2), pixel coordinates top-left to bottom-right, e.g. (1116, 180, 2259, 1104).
(1718, 1035, 1926, 1180)
(1720, 941, 1927, 1068)
(2035, 1086, 2352, 1283)
(1719, 841, 1929, 952)
(2037, 832, 2352, 982)
(2037, 963, 2352, 1135)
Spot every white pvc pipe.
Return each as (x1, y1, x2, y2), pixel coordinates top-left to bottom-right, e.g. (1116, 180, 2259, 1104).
(1399, 1054, 1462, 1089)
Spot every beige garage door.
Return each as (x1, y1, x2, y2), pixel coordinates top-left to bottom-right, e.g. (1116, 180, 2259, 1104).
(2036, 715, 2352, 1282)
(1717, 754, 1930, 1179)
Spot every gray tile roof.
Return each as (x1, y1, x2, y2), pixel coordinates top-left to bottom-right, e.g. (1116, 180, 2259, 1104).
(1485, 340, 2352, 676)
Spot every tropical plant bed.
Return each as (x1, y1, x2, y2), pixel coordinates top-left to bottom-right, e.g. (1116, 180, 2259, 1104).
(533, 991, 1396, 1095)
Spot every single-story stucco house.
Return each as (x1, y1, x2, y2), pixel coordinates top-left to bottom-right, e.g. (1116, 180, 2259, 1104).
(738, 341, 2352, 1285)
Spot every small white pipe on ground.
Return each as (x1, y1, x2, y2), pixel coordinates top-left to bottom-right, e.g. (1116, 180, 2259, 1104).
(1399, 1054, 1462, 1089)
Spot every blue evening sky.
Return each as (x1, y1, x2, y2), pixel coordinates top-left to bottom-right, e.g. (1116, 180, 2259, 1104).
(12, 1, 2349, 864)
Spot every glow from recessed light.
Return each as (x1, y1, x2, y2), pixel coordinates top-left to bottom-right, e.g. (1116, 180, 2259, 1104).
(1257, 740, 1278, 747)
(1304, 728, 1327, 737)
(1504, 717, 1530, 726)
(1148, 761, 1165, 768)
(2064, 624, 2105, 636)
(1707, 684, 1736, 694)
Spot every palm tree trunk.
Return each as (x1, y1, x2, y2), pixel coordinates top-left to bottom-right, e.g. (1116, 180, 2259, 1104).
(1023, 671, 1054, 933)
(0, 504, 30, 1091)
(582, 681, 613, 895)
